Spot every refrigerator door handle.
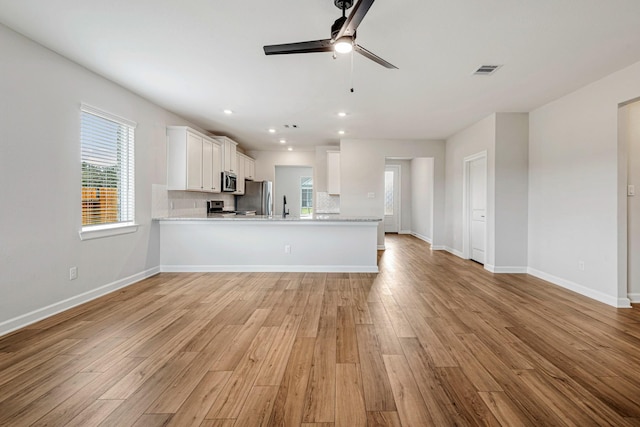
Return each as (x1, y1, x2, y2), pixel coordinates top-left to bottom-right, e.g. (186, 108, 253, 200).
(266, 192, 272, 216)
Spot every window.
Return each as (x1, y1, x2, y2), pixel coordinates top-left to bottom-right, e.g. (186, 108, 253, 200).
(301, 177, 313, 217)
(80, 104, 137, 240)
(384, 170, 394, 215)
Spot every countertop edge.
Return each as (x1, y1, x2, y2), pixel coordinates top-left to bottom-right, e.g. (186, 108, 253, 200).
(154, 215, 382, 223)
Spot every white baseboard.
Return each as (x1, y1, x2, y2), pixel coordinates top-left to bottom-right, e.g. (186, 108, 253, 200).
(443, 246, 464, 257)
(627, 293, 640, 304)
(377, 245, 386, 250)
(411, 232, 432, 244)
(485, 265, 528, 274)
(160, 265, 379, 273)
(431, 245, 447, 251)
(399, 229, 412, 235)
(527, 267, 632, 308)
(0, 266, 160, 338)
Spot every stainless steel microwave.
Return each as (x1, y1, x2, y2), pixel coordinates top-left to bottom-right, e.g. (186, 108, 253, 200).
(222, 171, 237, 192)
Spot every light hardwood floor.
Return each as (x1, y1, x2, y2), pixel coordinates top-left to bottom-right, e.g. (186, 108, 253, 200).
(2, 234, 640, 426)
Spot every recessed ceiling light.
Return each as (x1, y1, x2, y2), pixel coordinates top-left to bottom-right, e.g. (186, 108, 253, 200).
(338, 112, 347, 117)
(223, 109, 233, 115)
(338, 130, 345, 135)
(268, 128, 276, 133)
(280, 139, 286, 144)
(287, 147, 293, 151)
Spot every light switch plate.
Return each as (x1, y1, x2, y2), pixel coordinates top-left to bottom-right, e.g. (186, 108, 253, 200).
(367, 192, 375, 199)
(629, 184, 636, 196)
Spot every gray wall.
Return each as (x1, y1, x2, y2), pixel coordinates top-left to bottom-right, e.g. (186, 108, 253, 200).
(0, 23, 196, 332)
(621, 102, 640, 300)
(339, 139, 446, 248)
(411, 157, 434, 242)
(529, 60, 640, 306)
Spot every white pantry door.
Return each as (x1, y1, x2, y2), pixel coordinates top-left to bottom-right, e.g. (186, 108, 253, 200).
(384, 165, 400, 233)
(469, 157, 487, 264)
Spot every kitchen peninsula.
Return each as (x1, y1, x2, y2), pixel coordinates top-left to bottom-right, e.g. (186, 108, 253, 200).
(157, 214, 381, 273)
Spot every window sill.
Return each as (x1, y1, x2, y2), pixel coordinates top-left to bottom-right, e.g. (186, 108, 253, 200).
(79, 223, 139, 241)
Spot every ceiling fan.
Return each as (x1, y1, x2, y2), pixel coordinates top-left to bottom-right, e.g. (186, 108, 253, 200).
(263, 0, 398, 69)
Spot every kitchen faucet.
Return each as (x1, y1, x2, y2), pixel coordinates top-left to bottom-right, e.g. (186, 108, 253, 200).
(283, 195, 289, 218)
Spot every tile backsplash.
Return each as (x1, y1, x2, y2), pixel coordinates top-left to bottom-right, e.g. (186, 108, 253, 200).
(152, 184, 235, 218)
(316, 191, 340, 214)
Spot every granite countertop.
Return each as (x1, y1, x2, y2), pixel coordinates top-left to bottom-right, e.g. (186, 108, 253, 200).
(156, 213, 381, 222)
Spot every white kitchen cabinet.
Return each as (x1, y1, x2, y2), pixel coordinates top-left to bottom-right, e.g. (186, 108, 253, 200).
(167, 126, 221, 193)
(218, 136, 238, 173)
(327, 150, 341, 195)
(210, 141, 222, 192)
(235, 153, 246, 194)
(245, 156, 255, 180)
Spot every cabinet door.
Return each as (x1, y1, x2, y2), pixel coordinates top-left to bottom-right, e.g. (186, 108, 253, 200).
(327, 151, 340, 195)
(186, 131, 203, 191)
(235, 153, 245, 194)
(223, 139, 237, 173)
(202, 139, 214, 192)
(211, 141, 222, 192)
(245, 157, 255, 180)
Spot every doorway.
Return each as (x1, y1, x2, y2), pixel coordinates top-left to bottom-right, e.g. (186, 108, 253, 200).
(274, 165, 313, 218)
(384, 165, 401, 233)
(463, 152, 487, 264)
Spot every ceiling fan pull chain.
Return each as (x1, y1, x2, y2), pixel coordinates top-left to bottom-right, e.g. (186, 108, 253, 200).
(350, 50, 355, 93)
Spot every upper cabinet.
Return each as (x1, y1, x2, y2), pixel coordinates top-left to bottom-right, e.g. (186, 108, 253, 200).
(218, 136, 237, 173)
(245, 156, 255, 181)
(235, 153, 246, 195)
(235, 152, 256, 195)
(327, 150, 340, 195)
(167, 126, 222, 193)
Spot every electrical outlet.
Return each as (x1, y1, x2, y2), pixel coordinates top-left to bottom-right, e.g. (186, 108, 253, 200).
(367, 192, 375, 199)
(69, 266, 78, 280)
(285, 245, 291, 254)
(578, 260, 585, 271)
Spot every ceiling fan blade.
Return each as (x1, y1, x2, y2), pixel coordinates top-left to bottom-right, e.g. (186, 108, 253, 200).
(264, 39, 333, 55)
(335, 0, 375, 40)
(354, 44, 398, 69)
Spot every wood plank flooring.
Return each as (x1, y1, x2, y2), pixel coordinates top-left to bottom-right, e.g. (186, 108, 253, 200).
(2, 234, 640, 426)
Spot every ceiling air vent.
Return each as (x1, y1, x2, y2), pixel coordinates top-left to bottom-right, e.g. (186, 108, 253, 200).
(473, 64, 502, 75)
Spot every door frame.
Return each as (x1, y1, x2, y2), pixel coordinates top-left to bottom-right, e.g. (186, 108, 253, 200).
(384, 164, 401, 233)
(462, 151, 488, 260)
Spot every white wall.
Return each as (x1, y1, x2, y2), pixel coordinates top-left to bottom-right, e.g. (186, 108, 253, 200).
(529, 60, 640, 307)
(0, 24, 198, 334)
(339, 139, 446, 248)
(385, 159, 412, 233)
(444, 113, 528, 271)
(247, 150, 315, 183)
(619, 101, 640, 301)
(411, 158, 434, 242)
(494, 113, 529, 270)
(445, 115, 496, 260)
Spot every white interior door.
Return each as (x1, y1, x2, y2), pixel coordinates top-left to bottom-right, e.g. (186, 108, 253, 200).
(384, 165, 401, 233)
(469, 157, 487, 264)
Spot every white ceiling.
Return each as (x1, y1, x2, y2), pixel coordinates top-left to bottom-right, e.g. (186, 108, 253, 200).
(2, 0, 640, 151)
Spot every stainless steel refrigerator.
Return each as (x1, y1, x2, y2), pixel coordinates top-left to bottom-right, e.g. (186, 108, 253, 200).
(235, 180, 273, 215)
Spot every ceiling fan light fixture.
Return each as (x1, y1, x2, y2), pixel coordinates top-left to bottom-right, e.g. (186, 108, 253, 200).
(334, 37, 353, 54)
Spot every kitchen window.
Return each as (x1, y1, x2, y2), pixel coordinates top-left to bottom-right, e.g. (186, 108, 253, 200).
(301, 177, 313, 217)
(79, 104, 137, 240)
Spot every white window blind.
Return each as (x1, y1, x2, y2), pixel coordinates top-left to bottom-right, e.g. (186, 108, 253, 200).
(81, 105, 135, 229)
